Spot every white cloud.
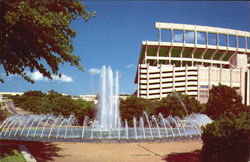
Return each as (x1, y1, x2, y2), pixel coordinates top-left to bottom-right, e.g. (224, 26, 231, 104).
(126, 64, 135, 69)
(88, 68, 101, 74)
(28, 71, 73, 83)
(31, 71, 44, 81)
(173, 33, 183, 42)
(52, 74, 73, 82)
(174, 32, 205, 43)
(196, 32, 205, 42)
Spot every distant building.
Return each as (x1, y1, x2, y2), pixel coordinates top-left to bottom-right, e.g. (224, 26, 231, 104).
(79, 95, 97, 102)
(78, 94, 129, 104)
(135, 22, 250, 105)
(0, 92, 24, 96)
(0, 91, 70, 97)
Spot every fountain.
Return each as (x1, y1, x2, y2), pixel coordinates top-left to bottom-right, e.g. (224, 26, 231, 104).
(96, 66, 120, 129)
(0, 65, 212, 142)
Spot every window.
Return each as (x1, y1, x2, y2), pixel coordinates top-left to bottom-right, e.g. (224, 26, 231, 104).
(200, 85, 209, 88)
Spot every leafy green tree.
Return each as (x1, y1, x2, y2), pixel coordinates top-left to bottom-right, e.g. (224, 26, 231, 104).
(47, 90, 63, 100)
(120, 96, 158, 125)
(9, 95, 26, 107)
(73, 99, 96, 124)
(19, 96, 36, 111)
(201, 112, 250, 161)
(0, 109, 10, 122)
(33, 97, 55, 114)
(155, 93, 204, 118)
(11, 90, 96, 124)
(23, 90, 45, 98)
(0, 0, 95, 83)
(51, 96, 78, 117)
(205, 84, 247, 119)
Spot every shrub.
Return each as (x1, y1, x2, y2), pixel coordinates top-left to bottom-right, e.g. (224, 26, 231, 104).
(201, 112, 250, 161)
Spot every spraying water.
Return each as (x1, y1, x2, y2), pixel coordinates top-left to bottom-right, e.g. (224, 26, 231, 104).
(0, 65, 213, 142)
(96, 66, 120, 129)
(173, 91, 189, 116)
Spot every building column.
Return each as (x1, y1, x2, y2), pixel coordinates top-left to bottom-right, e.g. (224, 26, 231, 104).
(202, 31, 209, 66)
(156, 43, 160, 65)
(171, 28, 174, 44)
(158, 28, 161, 42)
(169, 28, 174, 65)
(245, 37, 248, 53)
(226, 33, 229, 47)
(194, 30, 197, 45)
(236, 34, 238, 50)
(193, 30, 197, 66)
(206, 32, 208, 46)
(216, 32, 219, 46)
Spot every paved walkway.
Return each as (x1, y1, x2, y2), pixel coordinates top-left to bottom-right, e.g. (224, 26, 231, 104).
(5, 101, 30, 115)
(48, 140, 202, 162)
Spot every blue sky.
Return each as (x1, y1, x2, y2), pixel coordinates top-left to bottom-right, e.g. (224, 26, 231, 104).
(1, 1, 249, 95)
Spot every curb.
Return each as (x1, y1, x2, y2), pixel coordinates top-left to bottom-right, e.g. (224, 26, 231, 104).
(18, 145, 37, 162)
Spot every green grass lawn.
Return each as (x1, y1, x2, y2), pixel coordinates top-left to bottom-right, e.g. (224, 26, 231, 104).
(0, 145, 26, 162)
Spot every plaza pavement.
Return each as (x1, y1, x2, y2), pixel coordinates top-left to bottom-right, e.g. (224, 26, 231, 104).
(47, 140, 202, 162)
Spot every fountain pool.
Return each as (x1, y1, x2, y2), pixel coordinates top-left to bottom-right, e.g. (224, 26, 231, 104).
(0, 66, 212, 142)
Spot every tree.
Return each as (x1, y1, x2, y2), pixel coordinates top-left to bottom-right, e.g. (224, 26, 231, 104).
(0, 0, 95, 83)
(120, 96, 157, 126)
(73, 99, 96, 124)
(0, 109, 10, 122)
(205, 84, 247, 119)
(201, 112, 249, 161)
(11, 90, 96, 124)
(23, 90, 45, 98)
(155, 92, 204, 118)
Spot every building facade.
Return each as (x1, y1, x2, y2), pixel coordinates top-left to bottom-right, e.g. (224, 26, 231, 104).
(135, 22, 250, 105)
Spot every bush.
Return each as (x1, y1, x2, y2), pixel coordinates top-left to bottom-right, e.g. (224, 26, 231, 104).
(205, 84, 248, 120)
(201, 112, 250, 161)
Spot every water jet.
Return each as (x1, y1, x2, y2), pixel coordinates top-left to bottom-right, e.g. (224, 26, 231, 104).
(0, 66, 212, 142)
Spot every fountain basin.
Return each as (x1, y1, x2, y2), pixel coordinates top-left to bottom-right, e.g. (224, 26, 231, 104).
(0, 113, 211, 142)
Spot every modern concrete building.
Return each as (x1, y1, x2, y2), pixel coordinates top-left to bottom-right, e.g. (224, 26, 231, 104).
(135, 22, 250, 105)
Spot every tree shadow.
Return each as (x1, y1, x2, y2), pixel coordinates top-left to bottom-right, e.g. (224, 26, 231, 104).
(0, 139, 63, 162)
(164, 150, 201, 162)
